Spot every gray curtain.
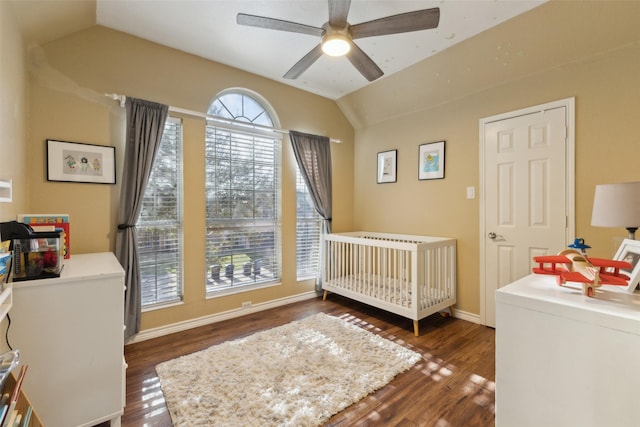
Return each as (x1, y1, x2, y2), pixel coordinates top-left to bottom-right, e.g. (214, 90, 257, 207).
(290, 131, 332, 291)
(116, 97, 168, 340)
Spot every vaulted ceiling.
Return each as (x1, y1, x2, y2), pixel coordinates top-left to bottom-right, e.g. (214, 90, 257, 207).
(10, 0, 546, 100)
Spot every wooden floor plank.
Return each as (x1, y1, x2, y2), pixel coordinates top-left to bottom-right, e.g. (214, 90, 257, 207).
(121, 294, 495, 426)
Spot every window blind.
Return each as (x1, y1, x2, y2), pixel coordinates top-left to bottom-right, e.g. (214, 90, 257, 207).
(205, 126, 281, 293)
(296, 169, 321, 279)
(137, 117, 183, 307)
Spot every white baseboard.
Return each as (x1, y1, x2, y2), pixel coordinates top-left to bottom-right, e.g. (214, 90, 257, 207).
(128, 293, 483, 344)
(128, 291, 319, 344)
(453, 308, 481, 324)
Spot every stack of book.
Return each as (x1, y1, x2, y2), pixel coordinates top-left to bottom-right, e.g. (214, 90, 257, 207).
(0, 365, 30, 427)
(0, 350, 32, 427)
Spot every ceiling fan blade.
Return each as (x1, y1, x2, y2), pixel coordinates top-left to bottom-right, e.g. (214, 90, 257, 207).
(350, 7, 440, 39)
(237, 13, 323, 37)
(328, 0, 351, 28)
(346, 42, 384, 82)
(283, 44, 324, 79)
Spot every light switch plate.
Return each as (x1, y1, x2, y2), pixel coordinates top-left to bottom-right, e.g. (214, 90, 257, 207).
(466, 186, 475, 199)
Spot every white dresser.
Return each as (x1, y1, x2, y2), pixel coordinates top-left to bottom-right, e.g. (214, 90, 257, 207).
(495, 274, 640, 427)
(10, 252, 125, 427)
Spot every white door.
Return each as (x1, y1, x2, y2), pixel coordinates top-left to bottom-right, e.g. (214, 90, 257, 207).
(480, 98, 575, 327)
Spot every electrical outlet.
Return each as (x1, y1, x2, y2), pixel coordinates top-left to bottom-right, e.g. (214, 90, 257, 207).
(241, 301, 252, 308)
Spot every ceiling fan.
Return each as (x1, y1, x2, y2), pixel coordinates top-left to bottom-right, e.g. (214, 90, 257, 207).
(237, 0, 440, 82)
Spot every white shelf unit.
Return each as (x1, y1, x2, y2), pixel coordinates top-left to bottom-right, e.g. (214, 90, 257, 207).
(0, 283, 12, 322)
(10, 252, 125, 427)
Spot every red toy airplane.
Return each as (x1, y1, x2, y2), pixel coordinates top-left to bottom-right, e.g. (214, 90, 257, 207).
(532, 249, 632, 297)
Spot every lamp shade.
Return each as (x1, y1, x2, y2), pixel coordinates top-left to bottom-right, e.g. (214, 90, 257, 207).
(591, 182, 640, 228)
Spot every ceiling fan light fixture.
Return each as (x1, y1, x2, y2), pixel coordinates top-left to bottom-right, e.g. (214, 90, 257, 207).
(238, 3, 440, 81)
(322, 33, 351, 56)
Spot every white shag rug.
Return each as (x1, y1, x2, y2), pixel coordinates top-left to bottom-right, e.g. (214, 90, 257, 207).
(156, 312, 421, 426)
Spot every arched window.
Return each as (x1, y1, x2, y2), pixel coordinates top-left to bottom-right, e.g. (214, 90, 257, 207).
(204, 89, 281, 294)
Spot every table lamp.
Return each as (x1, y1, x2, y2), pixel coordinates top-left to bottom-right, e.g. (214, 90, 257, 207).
(591, 181, 640, 239)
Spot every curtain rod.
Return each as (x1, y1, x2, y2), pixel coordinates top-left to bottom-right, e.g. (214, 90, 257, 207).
(105, 93, 342, 143)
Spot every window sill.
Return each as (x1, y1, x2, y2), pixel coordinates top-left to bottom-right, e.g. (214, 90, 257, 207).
(206, 280, 282, 299)
(141, 299, 184, 313)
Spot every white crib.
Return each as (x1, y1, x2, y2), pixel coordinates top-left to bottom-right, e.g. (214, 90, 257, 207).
(322, 232, 457, 336)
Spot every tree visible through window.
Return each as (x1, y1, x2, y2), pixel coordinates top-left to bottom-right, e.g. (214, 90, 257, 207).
(137, 117, 183, 307)
(205, 91, 281, 294)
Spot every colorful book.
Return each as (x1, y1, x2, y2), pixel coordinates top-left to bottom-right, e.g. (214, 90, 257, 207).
(17, 214, 69, 224)
(0, 405, 14, 427)
(0, 254, 10, 281)
(8, 365, 27, 403)
(0, 366, 28, 427)
(3, 410, 16, 427)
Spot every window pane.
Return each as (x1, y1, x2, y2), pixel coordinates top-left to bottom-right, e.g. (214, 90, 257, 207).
(137, 117, 183, 307)
(242, 96, 266, 123)
(138, 224, 181, 304)
(207, 93, 274, 128)
(205, 93, 280, 295)
(207, 99, 228, 118)
(296, 169, 321, 279)
(206, 223, 277, 287)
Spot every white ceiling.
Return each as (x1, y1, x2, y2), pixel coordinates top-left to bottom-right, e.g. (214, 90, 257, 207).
(93, 0, 546, 100)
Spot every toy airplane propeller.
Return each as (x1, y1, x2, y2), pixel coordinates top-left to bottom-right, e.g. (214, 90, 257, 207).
(533, 249, 632, 297)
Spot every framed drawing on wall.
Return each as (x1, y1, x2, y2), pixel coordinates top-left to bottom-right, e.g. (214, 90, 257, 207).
(47, 139, 116, 184)
(377, 149, 397, 184)
(418, 140, 445, 180)
(613, 239, 640, 292)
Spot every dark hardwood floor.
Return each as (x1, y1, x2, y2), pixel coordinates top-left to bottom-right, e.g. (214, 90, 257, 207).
(122, 294, 495, 426)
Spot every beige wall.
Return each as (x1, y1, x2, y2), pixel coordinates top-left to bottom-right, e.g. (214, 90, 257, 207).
(340, 1, 640, 315)
(0, 1, 28, 222)
(0, 1, 29, 351)
(26, 26, 355, 331)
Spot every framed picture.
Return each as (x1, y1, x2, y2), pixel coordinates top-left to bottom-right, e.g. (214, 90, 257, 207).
(613, 239, 640, 292)
(418, 140, 445, 180)
(377, 149, 397, 184)
(46, 140, 116, 184)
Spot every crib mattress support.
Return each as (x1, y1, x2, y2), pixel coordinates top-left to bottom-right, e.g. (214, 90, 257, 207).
(325, 289, 455, 336)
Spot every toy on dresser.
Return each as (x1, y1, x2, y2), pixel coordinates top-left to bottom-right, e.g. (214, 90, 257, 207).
(532, 238, 632, 297)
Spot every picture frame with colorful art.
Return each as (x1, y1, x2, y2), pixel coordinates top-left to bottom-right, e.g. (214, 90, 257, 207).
(46, 139, 116, 184)
(613, 238, 640, 292)
(377, 149, 397, 184)
(418, 140, 445, 181)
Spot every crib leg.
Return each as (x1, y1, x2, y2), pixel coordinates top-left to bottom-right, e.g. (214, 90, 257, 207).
(449, 305, 455, 318)
(322, 290, 328, 301)
(413, 320, 419, 337)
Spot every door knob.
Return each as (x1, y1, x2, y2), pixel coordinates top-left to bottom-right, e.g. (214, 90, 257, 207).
(488, 232, 497, 239)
